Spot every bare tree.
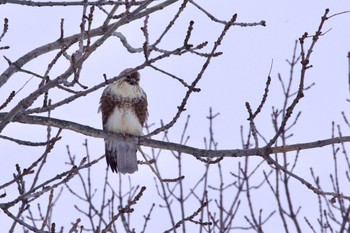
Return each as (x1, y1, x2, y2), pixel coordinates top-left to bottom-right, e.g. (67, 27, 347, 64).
(0, 1, 350, 232)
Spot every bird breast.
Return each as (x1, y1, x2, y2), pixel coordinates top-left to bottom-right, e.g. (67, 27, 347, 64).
(105, 106, 143, 136)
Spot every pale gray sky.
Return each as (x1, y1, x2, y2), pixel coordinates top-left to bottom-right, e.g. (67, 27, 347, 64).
(1, 1, 350, 232)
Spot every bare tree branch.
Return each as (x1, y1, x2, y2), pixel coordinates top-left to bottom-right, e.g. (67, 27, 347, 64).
(2, 113, 350, 166)
(0, 0, 179, 87)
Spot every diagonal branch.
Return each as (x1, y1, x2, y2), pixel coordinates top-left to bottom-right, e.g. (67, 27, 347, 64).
(146, 13, 238, 137)
(0, 0, 178, 87)
(1, 0, 134, 7)
(266, 8, 330, 148)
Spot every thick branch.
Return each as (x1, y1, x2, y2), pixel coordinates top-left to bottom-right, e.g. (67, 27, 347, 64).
(2, 0, 130, 7)
(1, 113, 349, 159)
(0, 0, 177, 87)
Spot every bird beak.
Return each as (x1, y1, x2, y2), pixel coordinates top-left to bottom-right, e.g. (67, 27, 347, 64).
(127, 77, 137, 85)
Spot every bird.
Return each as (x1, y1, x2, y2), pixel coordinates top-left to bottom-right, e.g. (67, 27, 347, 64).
(99, 68, 148, 174)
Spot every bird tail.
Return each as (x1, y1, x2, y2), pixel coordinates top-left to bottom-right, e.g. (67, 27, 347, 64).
(105, 140, 138, 174)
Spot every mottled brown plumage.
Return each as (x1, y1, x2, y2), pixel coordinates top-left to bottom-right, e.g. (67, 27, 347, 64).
(99, 69, 148, 174)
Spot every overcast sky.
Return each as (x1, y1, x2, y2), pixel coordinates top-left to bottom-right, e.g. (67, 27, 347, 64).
(1, 1, 350, 232)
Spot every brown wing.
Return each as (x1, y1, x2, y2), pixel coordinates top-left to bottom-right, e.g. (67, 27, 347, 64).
(99, 88, 119, 128)
(100, 89, 118, 172)
(133, 92, 148, 126)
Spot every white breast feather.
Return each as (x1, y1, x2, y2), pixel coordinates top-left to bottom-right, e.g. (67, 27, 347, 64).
(104, 80, 145, 135)
(105, 107, 143, 135)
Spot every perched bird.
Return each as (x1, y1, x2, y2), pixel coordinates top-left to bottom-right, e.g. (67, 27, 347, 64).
(99, 68, 148, 174)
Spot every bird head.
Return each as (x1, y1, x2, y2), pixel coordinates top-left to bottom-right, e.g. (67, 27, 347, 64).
(125, 72, 140, 86)
(108, 68, 144, 98)
(120, 68, 140, 86)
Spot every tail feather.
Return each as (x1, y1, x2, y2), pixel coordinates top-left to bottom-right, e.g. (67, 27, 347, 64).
(105, 140, 138, 174)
